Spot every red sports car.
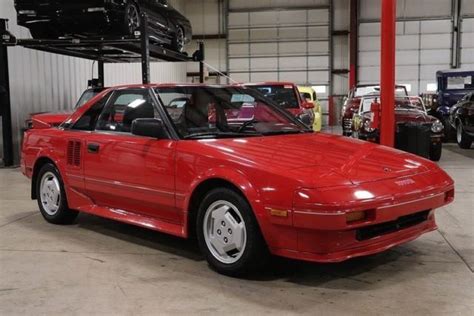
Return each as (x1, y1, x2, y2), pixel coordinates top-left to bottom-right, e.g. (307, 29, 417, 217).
(244, 82, 315, 127)
(21, 84, 455, 275)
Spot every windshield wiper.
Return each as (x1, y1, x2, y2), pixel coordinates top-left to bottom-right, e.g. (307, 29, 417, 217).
(183, 131, 262, 139)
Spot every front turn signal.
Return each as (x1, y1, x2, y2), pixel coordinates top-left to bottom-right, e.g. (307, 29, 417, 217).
(346, 211, 367, 223)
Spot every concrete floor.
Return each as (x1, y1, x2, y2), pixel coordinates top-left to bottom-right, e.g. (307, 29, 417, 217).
(0, 144, 473, 315)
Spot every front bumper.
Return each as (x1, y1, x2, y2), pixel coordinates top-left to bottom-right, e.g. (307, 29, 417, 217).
(268, 170, 454, 263)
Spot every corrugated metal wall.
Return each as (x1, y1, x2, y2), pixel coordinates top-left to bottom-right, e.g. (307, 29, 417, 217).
(0, 0, 187, 164)
(226, 0, 331, 124)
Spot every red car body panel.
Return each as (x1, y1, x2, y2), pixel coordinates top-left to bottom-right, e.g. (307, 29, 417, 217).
(21, 84, 455, 263)
(30, 112, 72, 129)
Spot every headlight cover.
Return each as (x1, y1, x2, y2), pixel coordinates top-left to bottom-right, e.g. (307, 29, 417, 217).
(431, 120, 444, 133)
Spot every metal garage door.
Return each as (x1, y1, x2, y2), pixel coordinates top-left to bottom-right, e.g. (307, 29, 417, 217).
(461, 18, 474, 69)
(357, 0, 455, 95)
(227, 1, 330, 87)
(358, 19, 453, 95)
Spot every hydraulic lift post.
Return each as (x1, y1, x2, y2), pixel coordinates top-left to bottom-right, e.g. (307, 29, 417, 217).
(0, 19, 14, 167)
(380, 0, 396, 147)
(140, 13, 151, 85)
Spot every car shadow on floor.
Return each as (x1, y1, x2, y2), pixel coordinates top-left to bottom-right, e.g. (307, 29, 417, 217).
(70, 212, 432, 290)
(10, 210, 438, 292)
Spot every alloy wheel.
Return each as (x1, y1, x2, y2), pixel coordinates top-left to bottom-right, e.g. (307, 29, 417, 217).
(127, 5, 140, 34)
(457, 124, 462, 144)
(176, 27, 185, 52)
(203, 200, 247, 264)
(39, 171, 61, 216)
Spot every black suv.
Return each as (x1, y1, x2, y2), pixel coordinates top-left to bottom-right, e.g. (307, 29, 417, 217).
(14, 0, 192, 53)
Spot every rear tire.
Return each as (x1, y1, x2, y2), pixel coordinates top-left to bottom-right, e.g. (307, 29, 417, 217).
(443, 117, 455, 142)
(172, 26, 185, 53)
(457, 123, 473, 149)
(429, 142, 442, 161)
(36, 163, 78, 225)
(196, 188, 269, 276)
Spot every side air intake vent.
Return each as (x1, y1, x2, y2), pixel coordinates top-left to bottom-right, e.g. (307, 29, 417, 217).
(67, 140, 81, 167)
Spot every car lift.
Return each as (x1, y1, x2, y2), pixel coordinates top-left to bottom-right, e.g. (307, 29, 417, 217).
(0, 14, 205, 167)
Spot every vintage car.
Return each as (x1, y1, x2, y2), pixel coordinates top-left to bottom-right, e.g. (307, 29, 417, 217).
(342, 84, 409, 136)
(22, 84, 455, 275)
(298, 86, 323, 132)
(352, 95, 444, 161)
(14, 0, 192, 52)
(449, 92, 474, 149)
(245, 82, 315, 128)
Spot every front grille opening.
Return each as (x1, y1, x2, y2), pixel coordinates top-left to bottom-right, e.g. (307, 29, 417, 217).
(356, 210, 430, 241)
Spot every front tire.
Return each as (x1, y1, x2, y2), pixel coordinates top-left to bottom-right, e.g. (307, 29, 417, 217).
(196, 188, 269, 276)
(457, 123, 473, 149)
(429, 142, 442, 161)
(36, 163, 78, 225)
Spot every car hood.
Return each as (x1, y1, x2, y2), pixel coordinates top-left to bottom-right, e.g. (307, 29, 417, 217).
(395, 108, 436, 124)
(197, 133, 432, 187)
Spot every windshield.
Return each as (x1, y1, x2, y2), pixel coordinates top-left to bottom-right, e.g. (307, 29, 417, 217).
(354, 86, 408, 98)
(248, 85, 299, 109)
(442, 75, 474, 91)
(155, 86, 309, 139)
(359, 96, 422, 113)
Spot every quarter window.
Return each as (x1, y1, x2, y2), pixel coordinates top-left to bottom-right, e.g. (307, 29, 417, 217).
(96, 90, 157, 133)
(72, 92, 112, 131)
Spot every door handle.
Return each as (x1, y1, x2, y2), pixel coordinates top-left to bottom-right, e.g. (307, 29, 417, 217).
(87, 143, 100, 153)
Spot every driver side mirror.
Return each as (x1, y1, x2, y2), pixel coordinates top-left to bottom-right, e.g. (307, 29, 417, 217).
(131, 118, 168, 139)
(302, 101, 315, 109)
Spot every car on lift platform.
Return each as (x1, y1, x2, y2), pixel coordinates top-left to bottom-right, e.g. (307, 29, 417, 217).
(14, 0, 192, 53)
(22, 83, 455, 276)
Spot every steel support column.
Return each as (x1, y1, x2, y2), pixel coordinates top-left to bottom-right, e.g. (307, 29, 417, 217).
(349, 0, 358, 89)
(98, 60, 105, 88)
(140, 13, 150, 84)
(380, 0, 396, 147)
(0, 19, 14, 167)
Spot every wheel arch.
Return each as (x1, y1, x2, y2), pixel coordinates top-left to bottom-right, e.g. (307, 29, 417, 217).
(31, 156, 58, 200)
(184, 170, 265, 239)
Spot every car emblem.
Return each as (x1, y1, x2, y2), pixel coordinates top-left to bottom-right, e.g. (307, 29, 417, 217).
(395, 178, 416, 186)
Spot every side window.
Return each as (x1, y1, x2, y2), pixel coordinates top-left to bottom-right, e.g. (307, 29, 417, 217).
(96, 90, 156, 133)
(72, 92, 112, 131)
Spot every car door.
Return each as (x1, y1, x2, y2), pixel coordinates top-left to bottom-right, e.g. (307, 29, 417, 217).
(82, 88, 180, 223)
(141, 0, 170, 36)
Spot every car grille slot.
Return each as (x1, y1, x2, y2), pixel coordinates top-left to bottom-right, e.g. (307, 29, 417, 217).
(67, 140, 81, 167)
(356, 210, 430, 241)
